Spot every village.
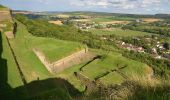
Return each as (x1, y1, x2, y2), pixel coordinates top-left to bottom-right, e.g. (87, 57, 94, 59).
(117, 36, 170, 60)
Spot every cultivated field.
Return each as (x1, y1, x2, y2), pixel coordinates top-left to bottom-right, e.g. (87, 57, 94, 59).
(142, 18, 162, 23)
(100, 20, 130, 24)
(89, 28, 150, 37)
(48, 20, 63, 25)
(92, 17, 135, 22)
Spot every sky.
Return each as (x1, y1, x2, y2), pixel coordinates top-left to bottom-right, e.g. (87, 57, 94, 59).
(0, 0, 170, 14)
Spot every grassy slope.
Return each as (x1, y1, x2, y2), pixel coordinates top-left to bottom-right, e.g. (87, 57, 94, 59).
(10, 21, 51, 82)
(57, 64, 86, 91)
(58, 49, 150, 89)
(36, 39, 84, 62)
(10, 20, 85, 83)
(81, 50, 149, 79)
(1, 32, 23, 88)
(7, 20, 75, 99)
(89, 28, 150, 37)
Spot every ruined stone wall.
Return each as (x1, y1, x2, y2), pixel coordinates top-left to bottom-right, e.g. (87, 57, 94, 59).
(74, 72, 96, 93)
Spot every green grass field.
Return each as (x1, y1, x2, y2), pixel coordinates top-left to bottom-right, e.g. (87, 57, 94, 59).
(81, 50, 149, 79)
(89, 28, 150, 37)
(36, 39, 84, 62)
(92, 17, 135, 22)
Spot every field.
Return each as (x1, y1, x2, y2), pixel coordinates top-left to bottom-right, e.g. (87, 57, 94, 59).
(48, 20, 63, 25)
(92, 17, 135, 22)
(71, 19, 90, 22)
(100, 20, 130, 24)
(89, 28, 150, 37)
(56, 14, 70, 18)
(142, 18, 162, 23)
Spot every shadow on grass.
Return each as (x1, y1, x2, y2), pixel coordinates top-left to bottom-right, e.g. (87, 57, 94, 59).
(15, 78, 82, 100)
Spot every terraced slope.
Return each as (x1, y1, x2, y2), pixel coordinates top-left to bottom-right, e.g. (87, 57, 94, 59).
(58, 49, 152, 90)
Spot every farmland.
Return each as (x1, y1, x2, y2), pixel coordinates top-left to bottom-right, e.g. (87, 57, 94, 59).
(89, 28, 150, 37)
(48, 20, 63, 25)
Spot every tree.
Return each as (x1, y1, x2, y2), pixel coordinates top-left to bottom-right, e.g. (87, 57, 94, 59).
(163, 42, 169, 50)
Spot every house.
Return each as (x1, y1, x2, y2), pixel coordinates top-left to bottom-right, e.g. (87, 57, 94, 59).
(151, 48, 157, 54)
(135, 19, 143, 23)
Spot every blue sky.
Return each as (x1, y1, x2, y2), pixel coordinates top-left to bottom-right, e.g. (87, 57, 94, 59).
(0, 0, 170, 14)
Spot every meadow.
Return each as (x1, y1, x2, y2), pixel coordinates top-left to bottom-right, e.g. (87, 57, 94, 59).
(89, 28, 150, 37)
(92, 17, 135, 22)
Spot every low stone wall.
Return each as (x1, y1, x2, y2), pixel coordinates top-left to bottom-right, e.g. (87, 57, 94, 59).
(33, 48, 94, 73)
(74, 72, 96, 93)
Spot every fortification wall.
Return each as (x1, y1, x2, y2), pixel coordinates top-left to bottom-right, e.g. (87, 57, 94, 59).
(0, 10, 13, 22)
(33, 48, 94, 73)
(0, 10, 15, 39)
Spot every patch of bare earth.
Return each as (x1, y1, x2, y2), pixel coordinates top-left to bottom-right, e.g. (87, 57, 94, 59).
(142, 18, 162, 23)
(48, 20, 63, 25)
(101, 21, 130, 24)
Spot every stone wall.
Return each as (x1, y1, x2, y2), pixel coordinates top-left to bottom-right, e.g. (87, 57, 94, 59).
(0, 10, 13, 22)
(33, 48, 94, 73)
(0, 10, 15, 39)
(74, 72, 96, 93)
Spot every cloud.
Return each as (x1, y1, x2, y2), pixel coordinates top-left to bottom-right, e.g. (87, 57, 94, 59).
(70, 0, 168, 10)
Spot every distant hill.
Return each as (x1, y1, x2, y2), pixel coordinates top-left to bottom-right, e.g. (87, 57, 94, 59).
(12, 10, 170, 19)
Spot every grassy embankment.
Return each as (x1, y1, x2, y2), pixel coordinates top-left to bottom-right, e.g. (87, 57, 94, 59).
(1, 32, 23, 88)
(10, 20, 83, 82)
(58, 49, 151, 88)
